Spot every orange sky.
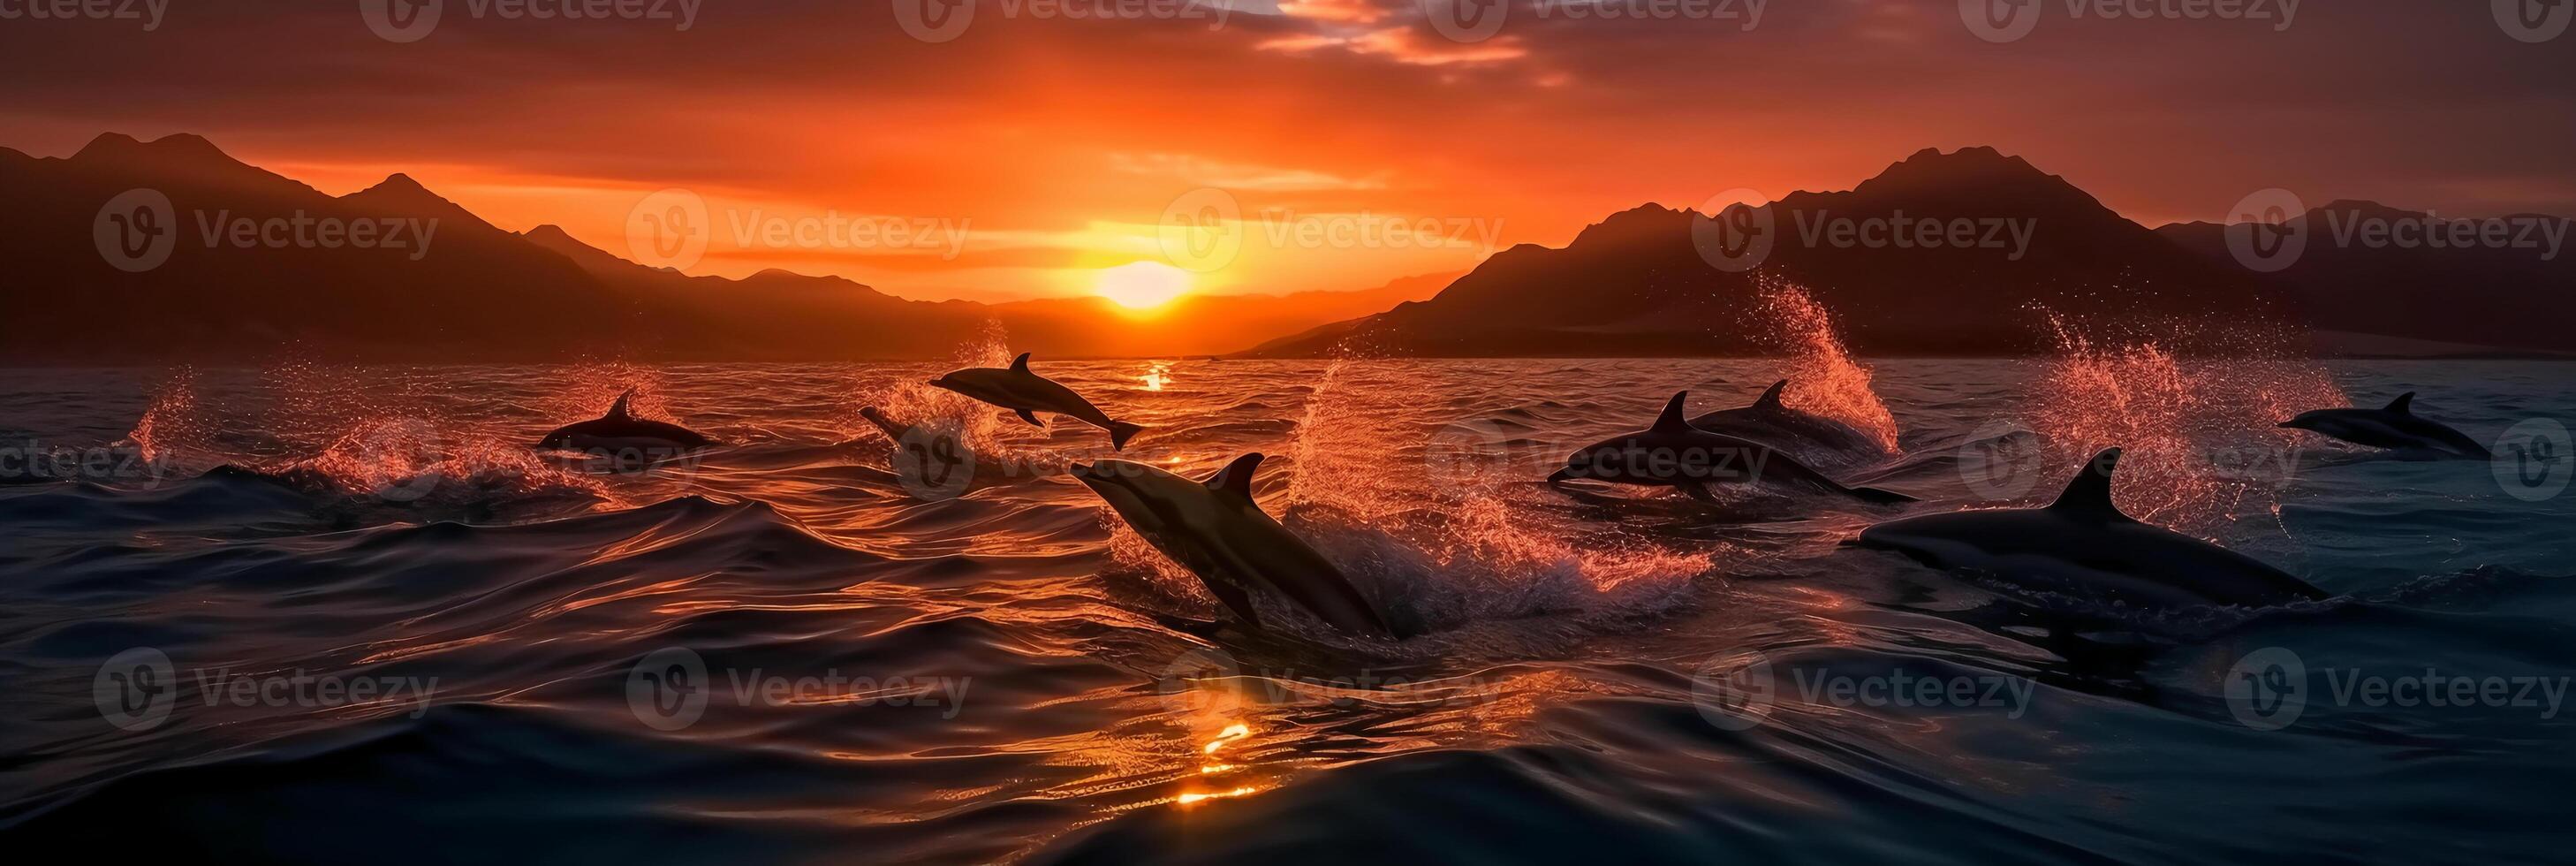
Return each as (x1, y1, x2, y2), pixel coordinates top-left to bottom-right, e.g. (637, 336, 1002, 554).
(3, 1, 2570, 302)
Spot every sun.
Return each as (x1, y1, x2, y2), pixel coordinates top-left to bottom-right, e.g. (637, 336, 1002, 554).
(1095, 262, 1193, 310)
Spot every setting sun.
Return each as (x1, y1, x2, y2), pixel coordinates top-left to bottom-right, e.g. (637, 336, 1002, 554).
(1095, 262, 1193, 310)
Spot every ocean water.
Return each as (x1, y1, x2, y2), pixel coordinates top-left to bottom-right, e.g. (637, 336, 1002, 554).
(1, 357, 2571, 864)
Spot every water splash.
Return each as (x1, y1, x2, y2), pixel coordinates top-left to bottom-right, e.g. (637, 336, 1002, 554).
(2028, 315, 2345, 531)
(123, 368, 212, 467)
(1139, 361, 1173, 392)
(1753, 282, 1902, 452)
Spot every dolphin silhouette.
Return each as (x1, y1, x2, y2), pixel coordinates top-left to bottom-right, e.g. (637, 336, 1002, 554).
(1071, 453, 1404, 639)
(931, 353, 1145, 451)
(533, 390, 713, 452)
(1854, 448, 2330, 608)
(1687, 378, 1891, 460)
(2279, 391, 2492, 460)
(1545, 391, 1914, 504)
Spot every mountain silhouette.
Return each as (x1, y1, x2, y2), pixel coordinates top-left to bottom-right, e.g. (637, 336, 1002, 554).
(2157, 201, 2575, 353)
(1247, 147, 2297, 357)
(0, 133, 1443, 362)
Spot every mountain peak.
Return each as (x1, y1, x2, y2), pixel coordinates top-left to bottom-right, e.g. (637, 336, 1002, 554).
(71, 132, 246, 169)
(343, 172, 497, 231)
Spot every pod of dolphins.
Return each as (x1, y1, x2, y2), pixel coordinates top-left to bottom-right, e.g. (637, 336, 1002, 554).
(535, 359, 2503, 642)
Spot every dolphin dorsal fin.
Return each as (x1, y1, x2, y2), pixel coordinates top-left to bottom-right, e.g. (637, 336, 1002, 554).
(2047, 448, 2133, 522)
(1010, 352, 1032, 373)
(1753, 379, 1789, 411)
(606, 389, 635, 421)
(1653, 391, 1693, 432)
(1203, 453, 1263, 498)
(2385, 391, 2414, 414)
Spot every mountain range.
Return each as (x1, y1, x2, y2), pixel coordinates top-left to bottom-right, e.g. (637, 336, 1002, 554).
(0, 133, 1445, 363)
(4, 135, 2565, 362)
(1250, 147, 2574, 358)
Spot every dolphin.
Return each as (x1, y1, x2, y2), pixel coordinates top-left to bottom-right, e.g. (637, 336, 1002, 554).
(930, 353, 1145, 451)
(533, 390, 713, 452)
(2279, 391, 2492, 460)
(1070, 453, 1405, 640)
(1853, 448, 2330, 608)
(1544, 391, 1914, 504)
(1688, 378, 1892, 461)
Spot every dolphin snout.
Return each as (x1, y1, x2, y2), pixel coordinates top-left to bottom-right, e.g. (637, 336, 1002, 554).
(1546, 467, 1575, 484)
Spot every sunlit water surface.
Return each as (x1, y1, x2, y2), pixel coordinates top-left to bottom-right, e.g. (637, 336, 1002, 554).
(2, 359, 2570, 864)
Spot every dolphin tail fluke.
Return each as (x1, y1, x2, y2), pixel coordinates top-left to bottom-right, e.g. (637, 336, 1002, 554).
(1108, 421, 1145, 452)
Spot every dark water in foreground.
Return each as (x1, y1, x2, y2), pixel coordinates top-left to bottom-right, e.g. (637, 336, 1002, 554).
(2, 358, 2572, 864)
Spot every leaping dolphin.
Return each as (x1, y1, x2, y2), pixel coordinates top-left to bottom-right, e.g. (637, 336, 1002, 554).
(1687, 379, 1892, 462)
(1545, 391, 1914, 504)
(1071, 453, 1405, 640)
(534, 390, 713, 452)
(931, 353, 1145, 451)
(1854, 448, 2330, 608)
(2279, 391, 2492, 460)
